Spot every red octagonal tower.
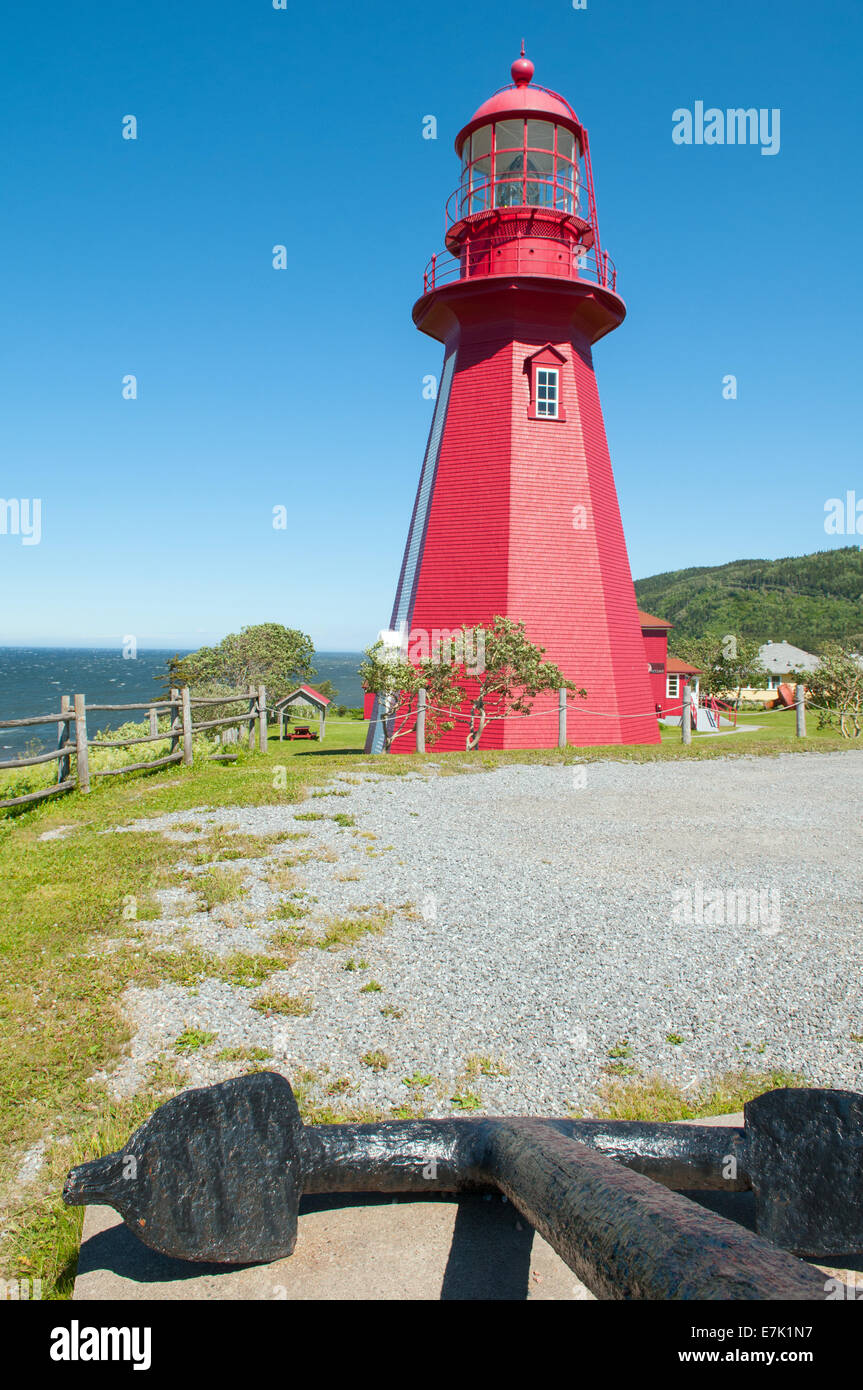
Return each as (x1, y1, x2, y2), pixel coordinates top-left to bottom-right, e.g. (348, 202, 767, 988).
(368, 50, 659, 752)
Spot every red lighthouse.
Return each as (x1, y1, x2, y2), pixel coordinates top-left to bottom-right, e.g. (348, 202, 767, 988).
(368, 50, 659, 752)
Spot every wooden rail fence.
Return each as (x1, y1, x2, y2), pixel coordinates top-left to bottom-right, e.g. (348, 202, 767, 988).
(0, 685, 268, 812)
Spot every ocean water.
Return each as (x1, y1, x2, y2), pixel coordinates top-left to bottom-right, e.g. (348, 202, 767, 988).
(0, 648, 364, 756)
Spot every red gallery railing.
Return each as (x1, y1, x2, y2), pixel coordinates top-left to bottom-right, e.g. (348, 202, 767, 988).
(422, 238, 618, 295)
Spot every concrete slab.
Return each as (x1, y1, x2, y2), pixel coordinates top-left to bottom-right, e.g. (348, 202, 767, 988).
(73, 1193, 594, 1301)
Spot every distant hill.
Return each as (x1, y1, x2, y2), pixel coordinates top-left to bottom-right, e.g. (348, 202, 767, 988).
(634, 547, 863, 653)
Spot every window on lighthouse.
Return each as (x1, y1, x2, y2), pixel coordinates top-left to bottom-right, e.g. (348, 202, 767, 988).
(536, 368, 559, 418)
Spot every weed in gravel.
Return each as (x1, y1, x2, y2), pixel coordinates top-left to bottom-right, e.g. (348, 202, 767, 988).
(380, 1004, 404, 1019)
(217, 1046, 272, 1063)
(402, 1072, 435, 1089)
(252, 991, 313, 1017)
(174, 1028, 217, 1054)
(271, 900, 309, 921)
(360, 980, 382, 993)
(666, 1032, 684, 1045)
(587, 1068, 806, 1122)
(451, 1090, 482, 1111)
(294, 812, 326, 821)
(343, 958, 369, 971)
(331, 813, 356, 828)
(361, 1050, 390, 1072)
(464, 1053, 510, 1079)
(195, 867, 248, 912)
(266, 865, 299, 894)
(318, 912, 389, 950)
(325, 1076, 355, 1096)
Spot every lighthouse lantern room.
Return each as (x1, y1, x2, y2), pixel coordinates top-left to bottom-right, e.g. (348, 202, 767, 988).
(368, 50, 660, 752)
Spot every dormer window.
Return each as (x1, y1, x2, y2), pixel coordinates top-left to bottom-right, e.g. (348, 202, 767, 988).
(525, 345, 567, 421)
(536, 368, 559, 417)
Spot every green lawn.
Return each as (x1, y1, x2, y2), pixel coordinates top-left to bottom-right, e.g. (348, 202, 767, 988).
(0, 712, 856, 1296)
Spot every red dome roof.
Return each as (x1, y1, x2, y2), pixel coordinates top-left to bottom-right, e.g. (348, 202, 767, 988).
(455, 52, 583, 155)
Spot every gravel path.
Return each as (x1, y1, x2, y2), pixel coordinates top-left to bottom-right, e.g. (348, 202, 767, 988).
(98, 751, 863, 1114)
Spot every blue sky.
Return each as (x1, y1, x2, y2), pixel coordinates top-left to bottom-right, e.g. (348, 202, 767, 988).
(1, 0, 860, 650)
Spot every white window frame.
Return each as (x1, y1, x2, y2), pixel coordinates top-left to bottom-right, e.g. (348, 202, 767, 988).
(535, 367, 559, 418)
(666, 674, 680, 699)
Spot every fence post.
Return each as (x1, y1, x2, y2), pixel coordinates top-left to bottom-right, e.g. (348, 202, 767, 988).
(73, 693, 90, 793)
(149, 706, 158, 739)
(279, 710, 284, 742)
(247, 687, 257, 748)
(181, 687, 193, 766)
(681, 682, 692, 746)
(169, 688, 181, 756)
(58, 695, 72, 783)
(558, 687, 567, 749)
(416, 688, 426, 754)
(795, 683, 806, 738)
(258, 685, 268, 753)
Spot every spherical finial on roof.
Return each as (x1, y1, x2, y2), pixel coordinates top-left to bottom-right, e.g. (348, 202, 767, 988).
(511, 41, 534, 87)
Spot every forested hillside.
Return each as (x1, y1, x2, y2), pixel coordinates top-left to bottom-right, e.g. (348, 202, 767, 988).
(634, 547, 863, 652)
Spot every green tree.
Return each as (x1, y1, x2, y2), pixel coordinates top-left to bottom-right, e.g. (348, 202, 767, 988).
(673, 633, 764, 704)
(800, 643, 863, 738)
(358, 641, 462, 753)
(160, 623, 316, 704)
(453, 616, 584, 751)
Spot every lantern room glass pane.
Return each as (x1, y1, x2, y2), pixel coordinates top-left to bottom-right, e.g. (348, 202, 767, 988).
(555, 157, 576, 213)
(494, 118, 524, 152)
(526, 120, 555, 152)
(471, 124, 492, 160)
(556, 128, 576, 161)
(470, 155, 492, 212)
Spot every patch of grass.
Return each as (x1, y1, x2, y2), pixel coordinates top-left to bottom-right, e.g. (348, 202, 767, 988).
(218, 952, 290, 988)
(343, 958, 369, 971)
(331, 813, 356, 828)
(361, 1050, 389, 1072)
(390, 1102, 427, 1119)
(216, 1046, 272, 1063)
(464, 1053, 510, 1079)
(359, 980, 382, 993)
(451, 1090, 482, 1111)
(195, 867, 248, 912)
(666, 1033, 684, 1045)
(607, 1039, 632, 1059)
(380, 1004, 404, 1019)
(851, 1033, 863, 1043)
(402, 1072, 435, 1089)
(173, 1028, 217, 1054)
(317, 911, 389, 950)
(294, 812, 326, 821)
(325, 1076, 355, 1096)
(266, 865, 299, 894)
(588, 1068, 806, 1122)
(251, 991, 313, 1017)
(271, 899, 309, 921)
